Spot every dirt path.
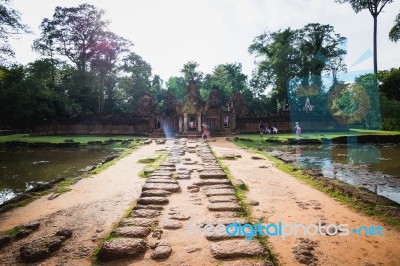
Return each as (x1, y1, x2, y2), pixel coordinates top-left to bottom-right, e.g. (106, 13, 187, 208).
(209, 138, 400, 266)
(0, 141, 164, 266)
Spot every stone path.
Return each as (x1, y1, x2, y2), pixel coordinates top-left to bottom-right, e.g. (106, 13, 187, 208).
(98, 138, 271, 265)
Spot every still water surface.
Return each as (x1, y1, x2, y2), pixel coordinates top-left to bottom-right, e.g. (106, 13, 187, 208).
(0, 147, 111, 204)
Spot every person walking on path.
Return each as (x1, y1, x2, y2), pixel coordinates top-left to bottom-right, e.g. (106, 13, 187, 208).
(258, 121, 265, 136)
(202, 123, 210, 139)
(295, 122, 301, 137)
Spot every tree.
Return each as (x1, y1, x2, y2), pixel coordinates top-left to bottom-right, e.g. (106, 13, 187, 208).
(0, 0, 30, 64)
(389, 11, 400, 42)
(34, 4, 132, 113)
(117, 52, 152, 112)
(180, 61, 203, 85)
(208, 63, 248, 105)
(377, 68, 400, 100)
(166, 76, 186, 102)
(335, 0, 394, 75)
(249, 24, 346, 112)
(249, 28, 299, 104)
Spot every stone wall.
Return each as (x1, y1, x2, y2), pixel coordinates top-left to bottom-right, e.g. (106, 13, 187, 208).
(33, 118, 151, 135)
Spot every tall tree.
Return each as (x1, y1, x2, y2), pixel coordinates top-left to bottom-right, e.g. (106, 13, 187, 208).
(180, 61, 203, 85)
(0, 0, 30, 64)
(249, 28, 299, 103)
(208, 62, 248, 105)
(335, 0, 394, 75)
(389, 11, 400, 42)
(34, 4, 132, 113)
(118, 52, 152, 112)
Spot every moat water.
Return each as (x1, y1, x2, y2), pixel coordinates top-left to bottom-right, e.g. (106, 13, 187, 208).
(0, 147, 111, 205)
(269, 143, 400, 204)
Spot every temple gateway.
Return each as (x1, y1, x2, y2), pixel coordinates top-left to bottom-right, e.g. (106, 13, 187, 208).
(153, 80, 244, 137)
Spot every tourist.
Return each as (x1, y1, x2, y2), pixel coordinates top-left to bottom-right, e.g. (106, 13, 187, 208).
(202, 123, 210, 139)
(295, 122, 301, 137)
(258, 121, 265, 136)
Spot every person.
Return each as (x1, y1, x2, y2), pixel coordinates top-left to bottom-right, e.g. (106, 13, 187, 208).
(295, 122, 301, 137)
(258, 121, 265, 136)
(272, 126, 278, 134)
(202, 123, 210, 139)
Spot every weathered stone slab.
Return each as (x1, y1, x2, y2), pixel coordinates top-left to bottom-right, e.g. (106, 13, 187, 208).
(162, 220, 183, 230)
(188, 187, 200, 193)
(138, 197, 169, 205)
(160, 163, 176, 167)
(207, 203, 241, 211)
(142, 183, 181, 192)
(169, 214, 191, 220)
(210, 240, 266, 259)
(176, 175, 191, 180)
(157, 167, 176, 171)
(151, 243, 172, 260)
(198, 167, 222, 172)
(204, 188, 236, 197)
(131, 209, 162, 218)
(199, 171, 227, 179)
(140, 189, 172, 197)
(205, 229, 244, 241)
(193, 179, 231, 186)
(19, 229, 72, 263)
(113, 226, 151, 238)
(208, 195, 237, 203)
(100, 238, 147, 261)
(203, 184, 233, 190)
(120, 218, 158, 227)
(148, 175, 173, 179)
(146, 179, 178, 184)
(152, 171, 173, 175)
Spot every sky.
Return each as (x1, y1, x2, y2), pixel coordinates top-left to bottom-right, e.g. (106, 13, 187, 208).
(8, 0, 400, 82)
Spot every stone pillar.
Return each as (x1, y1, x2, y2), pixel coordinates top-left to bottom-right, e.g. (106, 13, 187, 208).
(231, 114, 236, 130)
(179, 116, 183, 134)
(183, 113, 188, 133)
(197, 113, 202, 132)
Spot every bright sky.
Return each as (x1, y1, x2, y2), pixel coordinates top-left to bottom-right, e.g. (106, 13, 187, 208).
(9, 0, 400, 82)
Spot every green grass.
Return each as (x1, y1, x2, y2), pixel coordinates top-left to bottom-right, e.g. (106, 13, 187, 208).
(138, 152, 168, 178)
(234, 141, 400, 229)
(0, 134, 142, 144)
(238, 128, 400, 143)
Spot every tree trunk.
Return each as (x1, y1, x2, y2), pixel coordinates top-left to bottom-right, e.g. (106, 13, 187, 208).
(373, 15, 378, 76)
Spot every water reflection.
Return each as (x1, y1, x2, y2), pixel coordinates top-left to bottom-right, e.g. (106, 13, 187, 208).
(283, 143, 400, 204)
(0, 147, 111, 205)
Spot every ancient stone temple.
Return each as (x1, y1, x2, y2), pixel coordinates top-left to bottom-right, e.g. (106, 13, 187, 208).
(181, 80, 203, 134)
(155, 80, 239, 137)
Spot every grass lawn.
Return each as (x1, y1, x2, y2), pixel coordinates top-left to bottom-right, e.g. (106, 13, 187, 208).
(0, 134, 142, 144)
(238, 128, 400, 143)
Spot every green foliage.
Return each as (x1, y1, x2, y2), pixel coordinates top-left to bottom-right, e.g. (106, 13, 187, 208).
(180, 61, 203, 85)
(380, 95, 400, 130)
(166, 76, 187, 102)
(0, 0, 30, 63)
(249, 23, 346, 112)
(389, 11, 400, 42)
(378, 68, 400, 101)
